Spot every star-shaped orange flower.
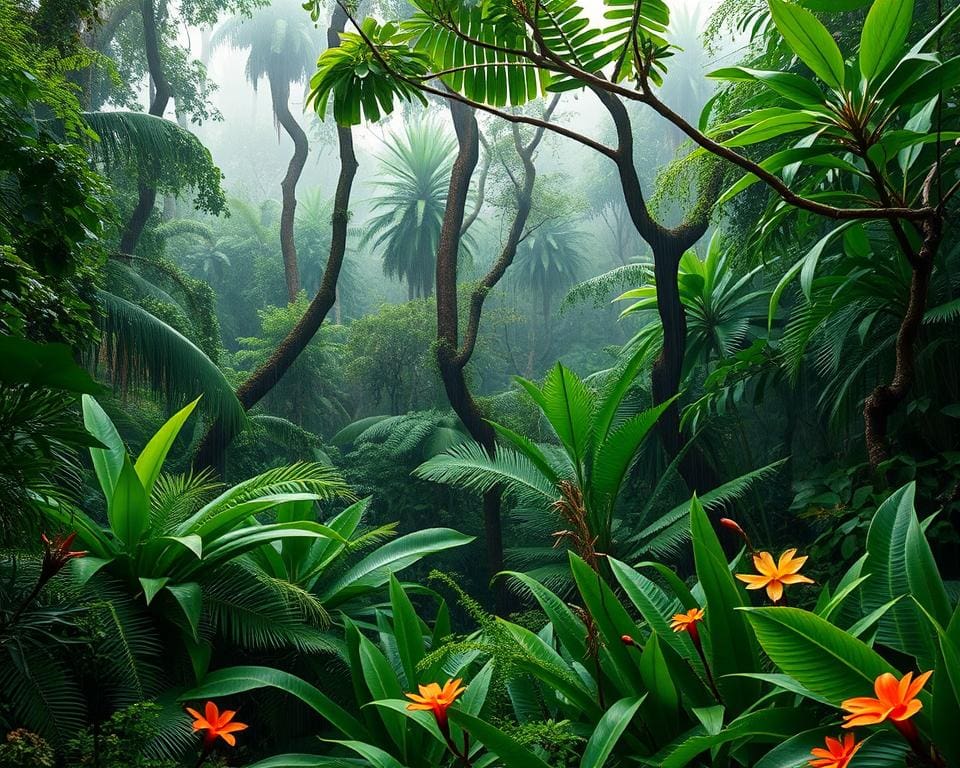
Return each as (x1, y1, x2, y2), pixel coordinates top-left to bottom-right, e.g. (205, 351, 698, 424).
(736, 548, 813, 602)
(669, 607, 705, 634)
(809, 733, 862, 768)
(405, 678, 466, 729)
(186, 701, 248, 747)
(841, 671, 931, 728)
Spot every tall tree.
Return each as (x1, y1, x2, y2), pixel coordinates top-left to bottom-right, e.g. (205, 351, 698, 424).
(194, 3, 358, 470)
(430, 99, 556, 612)
(310, 0, 958, 474)
(212, 0, 318, 301)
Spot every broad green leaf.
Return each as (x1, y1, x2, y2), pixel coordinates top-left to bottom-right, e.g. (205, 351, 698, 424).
(321, 740, 405, 768)
(134, 396, 200, 496)
(708, 66, 827, 106)
(580, 696, 644, 768)
(82, 395, 126, 499)
(500, 571, 587, 661)
(639, 634, 679, 741)
(569, 553, 645, 696)
(166, 581, 202, 640)
(389, 575, 425, 689)
(359, 635, 407, 754)
(768, 0, 847, 89)
(690, 495, 758, 712)
(182, 666, 370, 741)
(861, 482, 948, 669)
(654, 708, 814, 768)
(744, 607, 897, 704)
(108, 456, 150, 550)
(721, 112, 823, 148)
(320, 528, 473, 606)
(139, 576, 169, 605)
(860, 0, 914, 81)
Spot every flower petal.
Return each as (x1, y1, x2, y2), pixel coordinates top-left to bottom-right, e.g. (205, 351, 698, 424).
(766, 580, 784, 602)
(205, 701, 219, 727)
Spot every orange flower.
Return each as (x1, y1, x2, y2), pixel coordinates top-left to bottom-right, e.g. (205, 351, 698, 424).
(736, 549, 813, 602)
(841, 671, 932, 728)
(809, 733, 862, 768)
(405, 679, 466, 729)
(669, 607, 704, 634)
(186, 701, 248, 747)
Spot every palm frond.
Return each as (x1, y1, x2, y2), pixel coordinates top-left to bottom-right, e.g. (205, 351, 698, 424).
(415, 442, 557, 505)
(96, 289, 246, 433)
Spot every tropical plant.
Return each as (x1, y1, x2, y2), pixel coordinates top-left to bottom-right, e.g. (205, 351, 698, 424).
(40, 395, 351, 651)
(363, 120, 467, 300)
(212, 0, 320, 301)
(617, 232, 769, 379)
(308, 0, 960, 471)
(415, 354, 782, 587)
(186, 482, 957, 768)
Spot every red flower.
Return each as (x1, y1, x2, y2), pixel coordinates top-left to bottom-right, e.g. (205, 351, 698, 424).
(40, 532, 86, 581)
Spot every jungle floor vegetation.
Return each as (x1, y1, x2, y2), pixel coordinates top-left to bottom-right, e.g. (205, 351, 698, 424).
(2, 0, 960, 765)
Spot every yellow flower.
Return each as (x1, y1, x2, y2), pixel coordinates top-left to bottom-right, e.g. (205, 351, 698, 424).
(669, 608, 705, 634)
(736, 548, 813, 602)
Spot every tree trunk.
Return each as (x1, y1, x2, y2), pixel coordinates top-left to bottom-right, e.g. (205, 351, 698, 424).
(593, 88, 718, 492)
(863, 220, 941, 469)
(270, 76, 308, 302)
(193, 7, 357, 471)
(119, 0, 172, 255)
(433, 100, 549, 614)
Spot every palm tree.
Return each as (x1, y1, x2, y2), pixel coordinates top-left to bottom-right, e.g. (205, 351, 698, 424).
(364, 120, 465, 300)
(212, 0, 319, 302)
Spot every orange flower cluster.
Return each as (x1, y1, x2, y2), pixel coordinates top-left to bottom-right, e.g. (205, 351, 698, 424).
(669, 608, 704, 634)
(808, 671, 932, 768)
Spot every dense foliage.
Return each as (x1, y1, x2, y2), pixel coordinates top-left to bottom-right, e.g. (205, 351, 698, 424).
(1, 0, 958, 765)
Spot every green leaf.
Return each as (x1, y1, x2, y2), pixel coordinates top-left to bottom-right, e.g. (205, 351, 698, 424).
(861, 482, 948, 669)
(500, 571, 587, 661)
(108, 456, 150, 550)
(82, 395, 126, 499)
(579, 696, 644, 768)
(182, 666, 370, 741)
(166, 581, 202, 641)
(655, 708, 814, 768)
(359, 635, 407, 754)
(134, 396, 200, 497)
(389, 576, 425, 689)
(639, 634, 679, 741)
(708, 66, 827, 106)
(448, 710, 552, 768)
(744, 607, 897, 704)
(768, 0, 846, 89)
(138, 576, 169, 605)
(860, 0, 914, 82)
(690, 495, 758, 712)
